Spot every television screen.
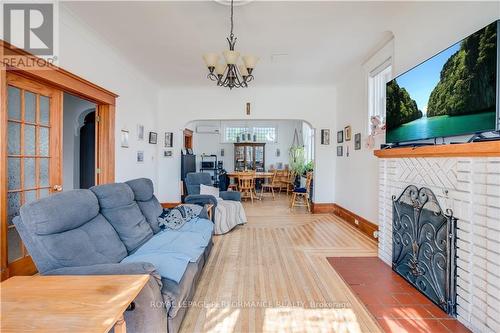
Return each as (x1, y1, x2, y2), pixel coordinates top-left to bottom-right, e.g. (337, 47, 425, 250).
(386, 21, 498, 144)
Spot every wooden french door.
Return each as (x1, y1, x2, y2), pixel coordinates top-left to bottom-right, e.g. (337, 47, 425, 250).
(3, 72, 62, 277)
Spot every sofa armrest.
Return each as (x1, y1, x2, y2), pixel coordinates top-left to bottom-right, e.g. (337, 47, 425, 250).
(184, 194, 218, 207)
(220, 191, 241, 201)
(44, 262, 167, 333)
(44, 262, 159, 281)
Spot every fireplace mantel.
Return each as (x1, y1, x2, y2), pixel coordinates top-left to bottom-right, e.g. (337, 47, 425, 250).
(374, 141, 500, 158)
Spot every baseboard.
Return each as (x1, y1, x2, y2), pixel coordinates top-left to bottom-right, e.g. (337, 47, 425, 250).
(161, 202, 181, 208)
(333, 204, 378, 242)
(311, 202, 336, 214)
(312, 202, 378, 242)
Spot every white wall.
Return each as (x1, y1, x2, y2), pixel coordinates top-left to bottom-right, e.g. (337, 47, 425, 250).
(62, 93, 95, 190)
(335, 5, 500, 224)
(58, 5, 161, 190)
(189, 120, 304, 172)
(157, 86, 336, 203)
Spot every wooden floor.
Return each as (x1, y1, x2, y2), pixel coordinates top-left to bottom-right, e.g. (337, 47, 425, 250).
(180, 194, 382, 333)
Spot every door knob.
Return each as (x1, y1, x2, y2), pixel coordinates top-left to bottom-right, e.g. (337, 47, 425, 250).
(53, 184, 63, 192)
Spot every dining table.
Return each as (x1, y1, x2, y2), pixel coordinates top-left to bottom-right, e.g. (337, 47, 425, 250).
(226, 171, 275, 179)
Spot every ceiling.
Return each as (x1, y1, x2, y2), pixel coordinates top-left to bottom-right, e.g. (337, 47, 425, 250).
(62, 1, 499, 87)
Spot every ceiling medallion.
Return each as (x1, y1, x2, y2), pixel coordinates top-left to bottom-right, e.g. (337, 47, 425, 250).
(203, 0, 258, 89)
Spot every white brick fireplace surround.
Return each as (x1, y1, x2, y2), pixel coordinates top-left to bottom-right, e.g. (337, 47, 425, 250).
(378, 156, 500, 333)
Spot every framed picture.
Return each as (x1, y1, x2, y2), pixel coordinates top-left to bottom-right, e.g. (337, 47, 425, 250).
(149, 132, 158, 144)
(164, 132, 173, 148)
(163, 150, 173, 157)
(137, 150, 144, 163)
(137, 124, 144, 141)
(336, 145, 343, 156)
(354, 133, 361, 150)
(120, 129, 129, 148)
(344, 126, 352, 141)
(320, 129, 330, 145)
(337, 130, 344, 143)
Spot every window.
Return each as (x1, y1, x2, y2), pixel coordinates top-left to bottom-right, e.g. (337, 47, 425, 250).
(302, 122, 314, 163)
(224, 127, 248, 142)
(223, 125, 277, 143)
(368, 62, 392, 133)
(253, 127, 276, 142)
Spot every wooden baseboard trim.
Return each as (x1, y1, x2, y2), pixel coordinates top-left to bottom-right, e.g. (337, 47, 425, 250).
(161, 202, 181, 208)
(333, 204, 378, 242)
(311, 203, 335, 214)
(312, 202, 378, 242)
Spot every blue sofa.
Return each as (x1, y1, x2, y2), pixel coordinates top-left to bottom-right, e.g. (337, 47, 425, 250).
(13, 178, 213, 333)
(184, 172, 241, 208)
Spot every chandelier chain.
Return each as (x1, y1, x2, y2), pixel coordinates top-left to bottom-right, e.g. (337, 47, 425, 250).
(229, 0, 234, 39)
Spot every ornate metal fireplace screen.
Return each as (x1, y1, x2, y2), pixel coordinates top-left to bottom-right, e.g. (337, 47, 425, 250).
(392, 185, 457, 315)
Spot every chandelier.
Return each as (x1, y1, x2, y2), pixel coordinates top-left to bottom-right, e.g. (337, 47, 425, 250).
(203, 0, 258, 89)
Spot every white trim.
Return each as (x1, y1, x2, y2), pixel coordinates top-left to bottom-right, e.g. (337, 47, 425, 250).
(369, 57, 392, 77)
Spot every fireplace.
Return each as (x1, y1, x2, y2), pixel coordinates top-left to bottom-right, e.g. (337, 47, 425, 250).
(392, 185, 457, 315)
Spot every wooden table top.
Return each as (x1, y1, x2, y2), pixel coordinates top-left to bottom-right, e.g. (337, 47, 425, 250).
(0, 274, 149, 333)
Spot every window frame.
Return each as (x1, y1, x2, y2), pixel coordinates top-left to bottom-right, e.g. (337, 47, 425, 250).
(221, 123, 278, 144)
(367, 60, 392, 134)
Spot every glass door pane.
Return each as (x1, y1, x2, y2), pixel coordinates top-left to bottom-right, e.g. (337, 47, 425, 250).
(5, 82, 54, 267)
(245, 146, 254, 170)
(255, 146, 264, 171)
(235, 146, 244, 171)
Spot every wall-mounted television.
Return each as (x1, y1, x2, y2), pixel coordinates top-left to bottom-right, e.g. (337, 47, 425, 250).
(386, 20, 499, 144)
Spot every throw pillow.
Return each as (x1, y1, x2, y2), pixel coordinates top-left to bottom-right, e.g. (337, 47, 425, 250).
(158, 204, 203, 230)
(200, 184, 220, 198)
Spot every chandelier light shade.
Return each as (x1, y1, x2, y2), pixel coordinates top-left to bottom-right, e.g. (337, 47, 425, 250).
(203, 53, 220, 67)
(203, 0, 258, 89)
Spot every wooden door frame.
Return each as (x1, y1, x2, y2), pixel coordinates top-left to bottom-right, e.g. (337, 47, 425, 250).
(1, 41, 118, 280)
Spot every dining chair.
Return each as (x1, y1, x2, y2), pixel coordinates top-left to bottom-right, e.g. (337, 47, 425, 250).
(286, 170, 296, 195)
(274, 170, 287, 193)
(238, 172, 255, 203)
(260, 170, 279, 200)
(290, 172, 313, 212)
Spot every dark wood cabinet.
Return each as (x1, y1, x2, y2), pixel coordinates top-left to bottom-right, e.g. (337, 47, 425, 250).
(234, 143, 265, 171)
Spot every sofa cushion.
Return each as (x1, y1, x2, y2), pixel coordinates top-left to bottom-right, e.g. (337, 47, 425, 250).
(136, 199, 163, 233)
(20, 189, 100, 235)
(126, 178, 155, 201)
(127, 178, 163, 234)
(17, 190, 127, 273)
(37, 214, 128, 269)
(91, 183, 153, 252)
(121, 224, 211, 283)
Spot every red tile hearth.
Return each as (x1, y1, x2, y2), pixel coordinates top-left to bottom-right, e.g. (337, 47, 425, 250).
(327, 257, 471, 333)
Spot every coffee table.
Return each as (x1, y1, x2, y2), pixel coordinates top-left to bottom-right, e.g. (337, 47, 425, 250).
(1, 274, 149, 333)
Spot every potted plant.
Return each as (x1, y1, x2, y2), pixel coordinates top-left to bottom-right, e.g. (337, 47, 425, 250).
(289, 146, 305, 187)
